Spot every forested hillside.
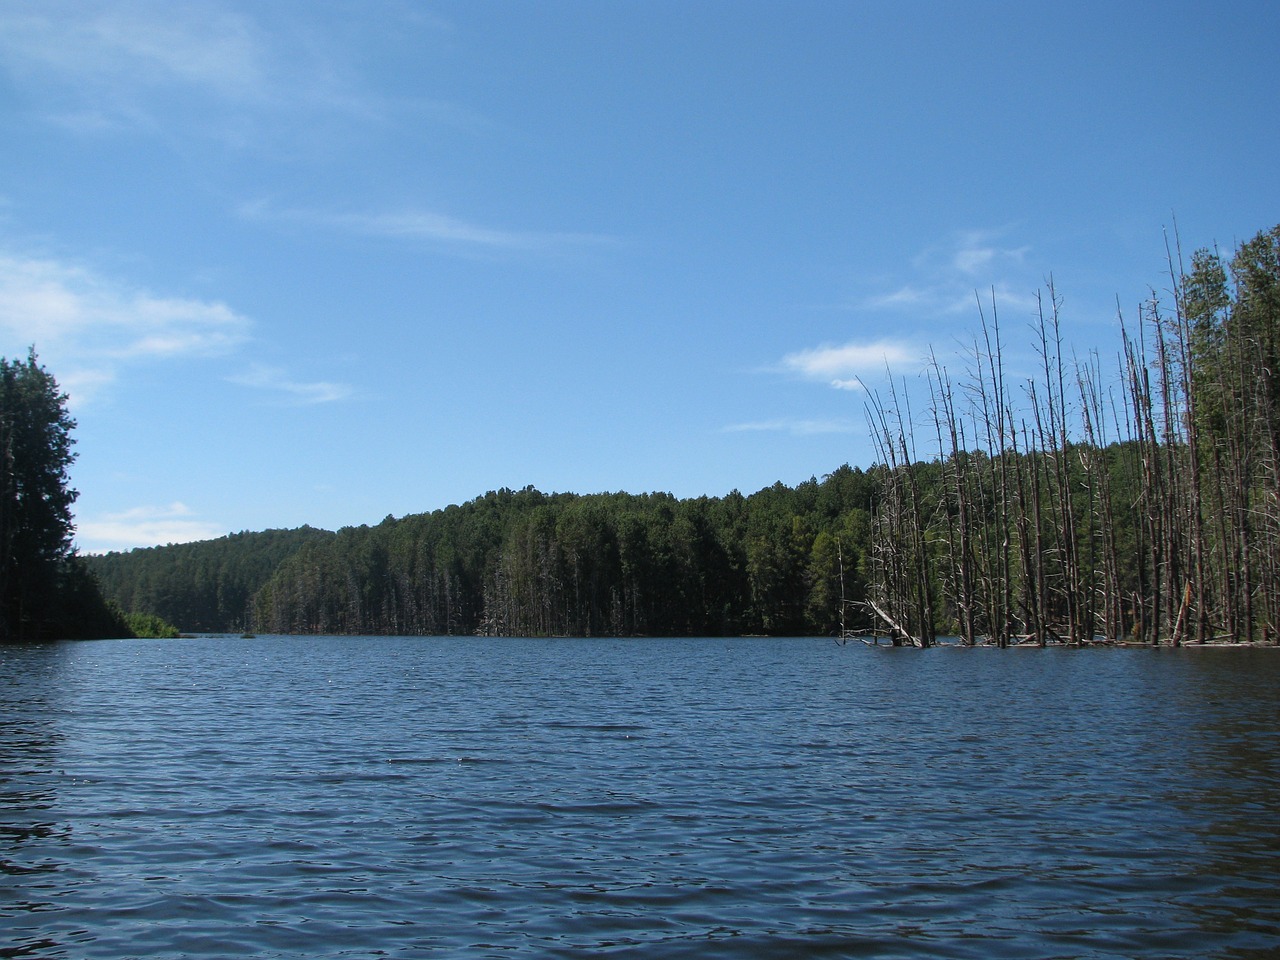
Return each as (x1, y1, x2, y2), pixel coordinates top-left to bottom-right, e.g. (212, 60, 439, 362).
(251, 471, 881, 637)
(85, 527, 334, 633)
(88, 469, 882, 637)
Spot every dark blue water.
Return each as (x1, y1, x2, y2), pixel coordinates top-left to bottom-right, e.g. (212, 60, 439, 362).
(3, 636, 1279, 959)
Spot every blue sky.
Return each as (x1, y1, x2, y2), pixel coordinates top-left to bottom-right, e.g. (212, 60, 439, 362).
(0, 1, 1275, 553)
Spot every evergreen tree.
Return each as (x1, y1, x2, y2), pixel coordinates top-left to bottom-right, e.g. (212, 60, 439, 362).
(0, 349, 88, 640)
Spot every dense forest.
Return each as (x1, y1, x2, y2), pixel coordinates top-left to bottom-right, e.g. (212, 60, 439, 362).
(87, 471, 881, 637)
(85, 527, 335, 633)
(86, 224, 1280, 645)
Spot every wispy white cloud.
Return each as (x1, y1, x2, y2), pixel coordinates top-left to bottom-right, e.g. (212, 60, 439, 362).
(724, 418, 859, 436)
(0, 249, 354, 409)
(830, 379, 868, 392)
(77, 502, 225, 553)
(0, 252, 251, 403)
(0, 1, 386, 137)
(866, 285, 931, 310)
(0, 2, 265, 121)
(952, 246, 995, 274)
(866, 283, 1032, 317)
(230, 362, 352, 405)
(239, 201, 616, 255)
(780, 338, 919, 391)
(861, 227, 1038, 318)
(948, 228, 1029, 276)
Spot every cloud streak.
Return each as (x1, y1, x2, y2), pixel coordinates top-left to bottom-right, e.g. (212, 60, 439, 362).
(0, 1, 388, 137)
(949, 228, 1030, 275)
(781, 338, 919, 391)
(0, 250, 354, 408)
(0, 2, 267, 125)
(859, 228, 1039, 319)
(0, 252, 251, 402)
(240, 201, 616, 255)
(724, 418, 858, 436)
(230, 363, 353, 405)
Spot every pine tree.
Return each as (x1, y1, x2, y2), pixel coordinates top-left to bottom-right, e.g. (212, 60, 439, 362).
(1, 349, 83, 640)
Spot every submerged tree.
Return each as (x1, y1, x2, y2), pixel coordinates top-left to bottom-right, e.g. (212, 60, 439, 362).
(862, 223, 1280, 646)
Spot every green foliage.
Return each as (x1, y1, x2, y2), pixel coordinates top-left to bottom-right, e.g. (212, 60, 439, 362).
(84, 472, 877, 638)
(124, 611, 181, 639)
(85, 526, 334, 633)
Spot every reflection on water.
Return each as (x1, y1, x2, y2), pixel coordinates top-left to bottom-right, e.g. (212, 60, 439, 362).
(1, 637, 1279, 959)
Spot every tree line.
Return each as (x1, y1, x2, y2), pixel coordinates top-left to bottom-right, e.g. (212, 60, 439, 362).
(73, 223, 1280, 644)
(89, 471, 882, 637)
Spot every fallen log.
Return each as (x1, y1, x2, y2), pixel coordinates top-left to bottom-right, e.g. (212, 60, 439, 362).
(861, 599, 923, 647)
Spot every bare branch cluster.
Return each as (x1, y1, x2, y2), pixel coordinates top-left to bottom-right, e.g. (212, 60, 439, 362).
(863, 225, 1280, 647)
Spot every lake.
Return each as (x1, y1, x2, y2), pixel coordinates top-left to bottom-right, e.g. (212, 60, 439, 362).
(2, 636, 1279, 959)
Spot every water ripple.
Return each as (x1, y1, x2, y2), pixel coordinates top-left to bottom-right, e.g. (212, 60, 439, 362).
(2, 638, 1279, 958)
